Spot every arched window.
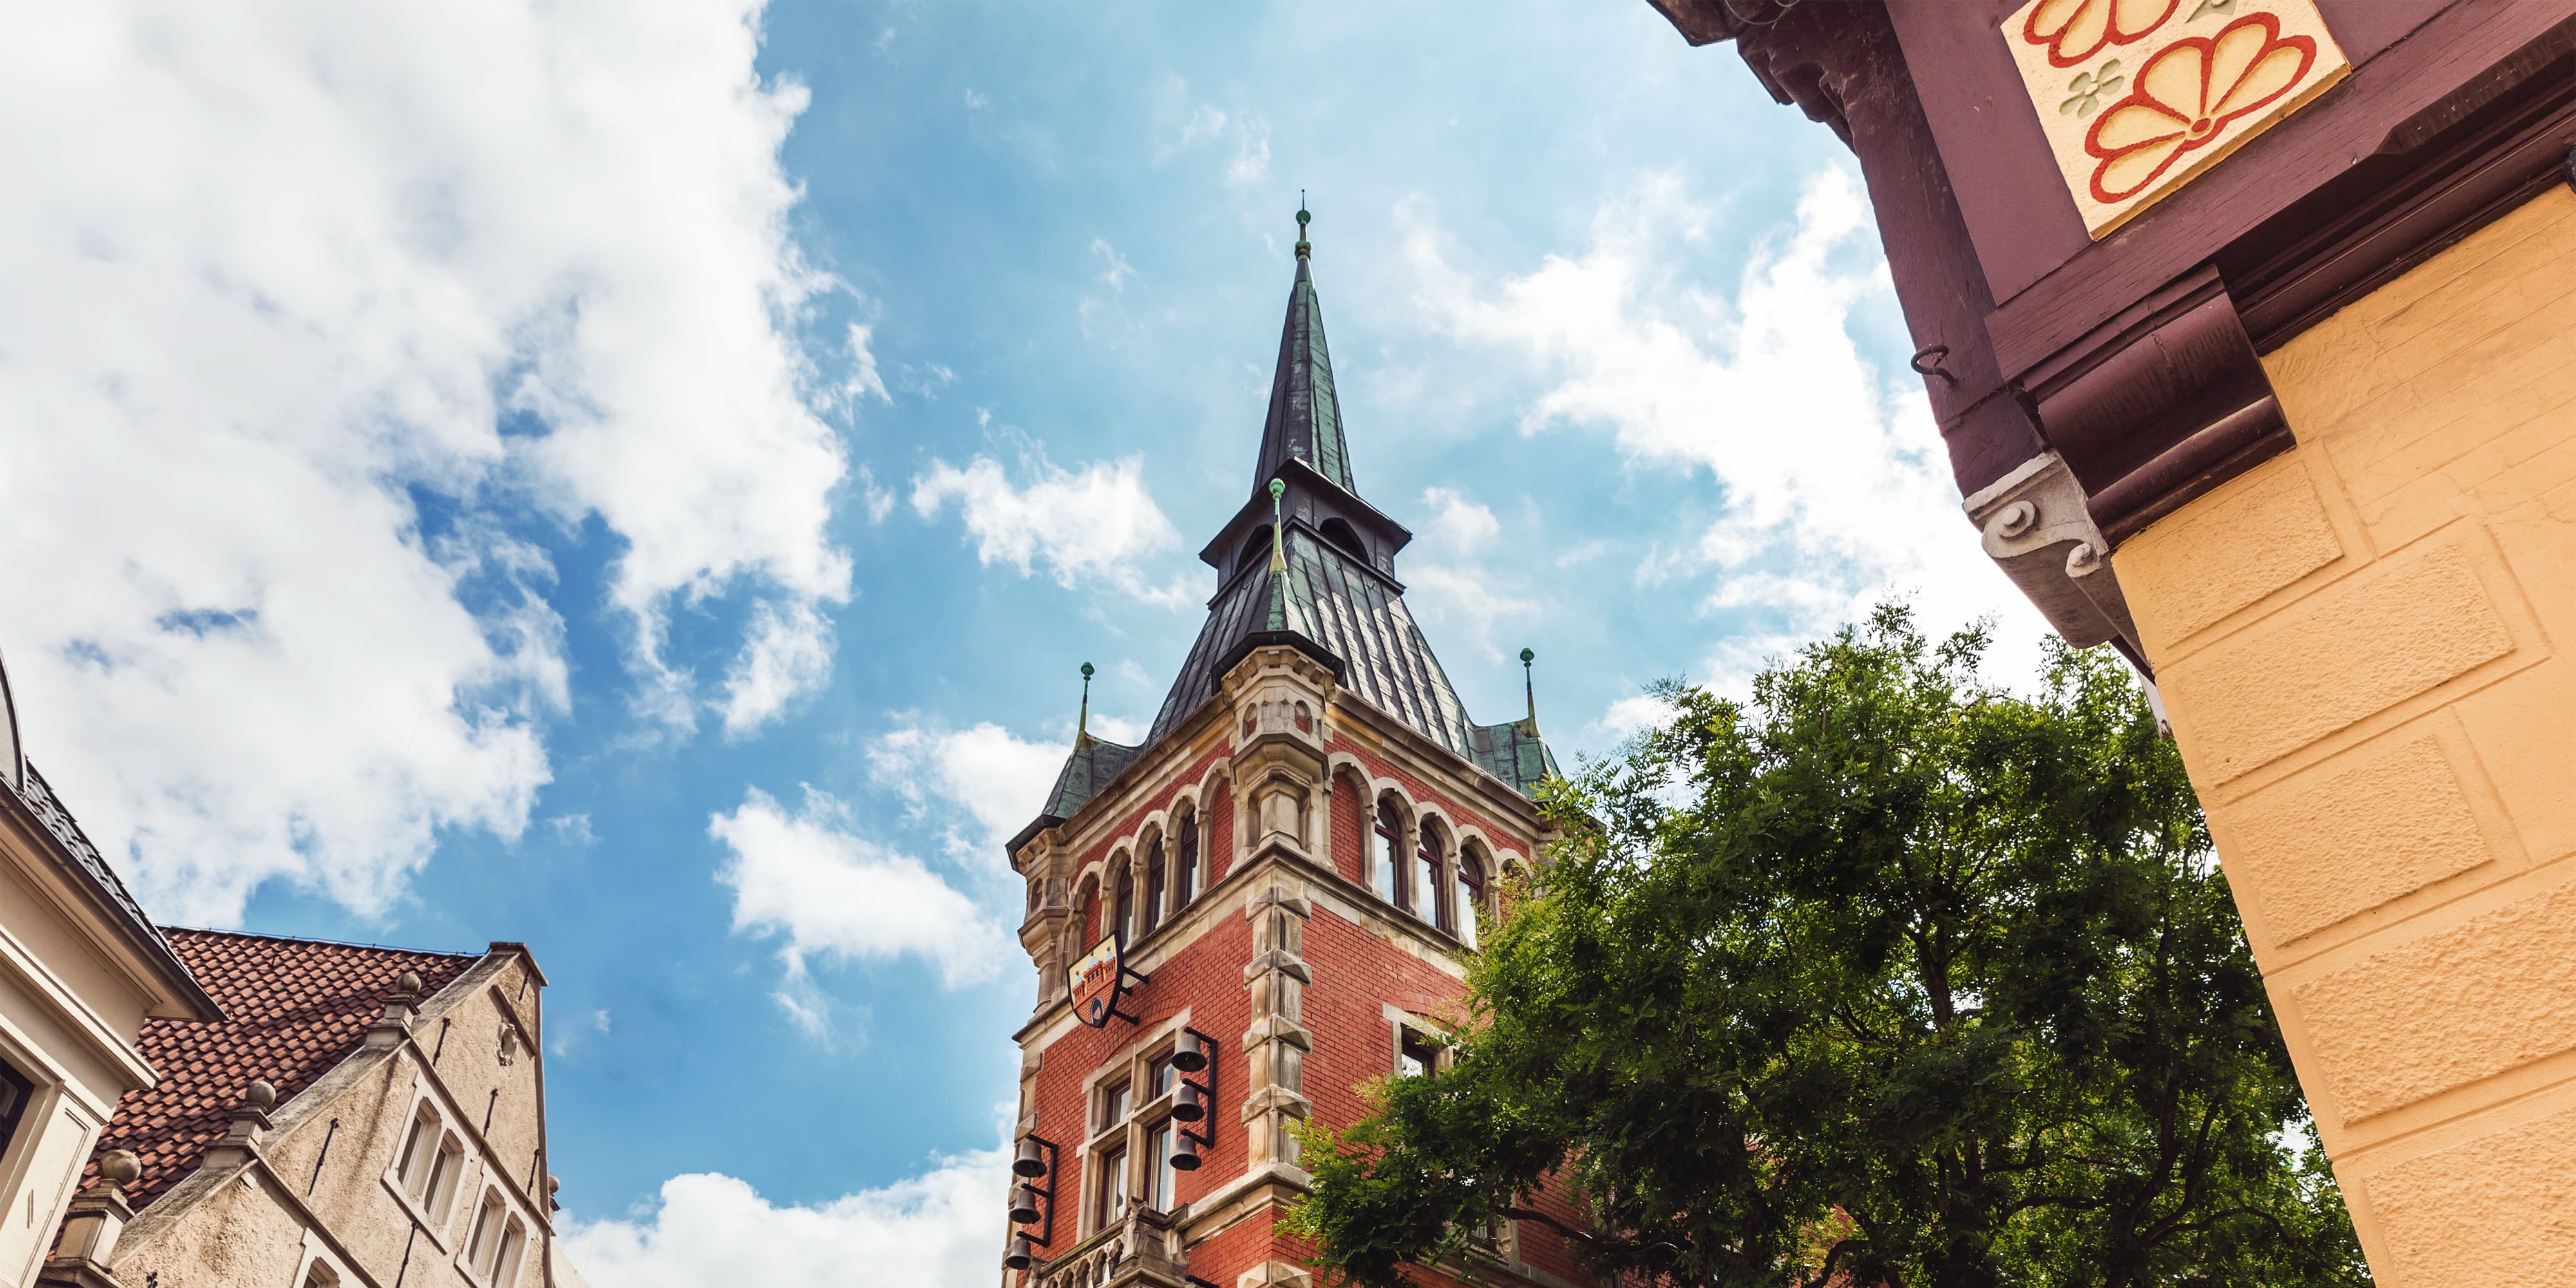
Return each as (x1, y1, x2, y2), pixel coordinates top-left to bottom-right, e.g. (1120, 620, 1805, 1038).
(1318, 516, 1368, 563)
(1373, 799, 1403, 905)
(1114, 860, 1136, 945)
(1457, 846, 1487, 949)
(1415, 822, 1446, 928)
(1236, 526, 1273, 575)
(1142, 837, 1166, 935)
(1174, 810, 1198, 907)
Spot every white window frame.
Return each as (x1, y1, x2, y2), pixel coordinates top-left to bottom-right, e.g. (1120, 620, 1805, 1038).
(1077, 1013, 1196, 1237)
(455, 1180, 536, 1288)
(381, 1084, 463, 1249)
(289, 1228, 352, 1288)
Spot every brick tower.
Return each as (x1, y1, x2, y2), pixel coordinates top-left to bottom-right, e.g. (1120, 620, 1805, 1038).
(999, 207, 1586, 1288)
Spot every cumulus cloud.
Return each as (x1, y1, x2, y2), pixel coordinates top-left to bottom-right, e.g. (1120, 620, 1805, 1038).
(712, 787, 1011, 997)
(564, 1152, 1009, 1288)
(1404, 167, 2042, 687)
(0, 0, 853, 921)
(1402, 486, 1541, 664)
(911, 454, 1184, 603)
(720, 600, 837, 738)
(869, 721, 1068, 861)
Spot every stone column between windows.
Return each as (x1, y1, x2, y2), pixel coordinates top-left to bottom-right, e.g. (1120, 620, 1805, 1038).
(1238, 881, 1312, 1174)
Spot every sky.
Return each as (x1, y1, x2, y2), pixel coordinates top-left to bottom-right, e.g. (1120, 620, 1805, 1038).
(0, 3, 2049, 1285)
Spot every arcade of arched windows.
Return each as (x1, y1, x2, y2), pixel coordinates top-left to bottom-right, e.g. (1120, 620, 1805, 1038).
(1350, 768, 1513, 950)
(1064, 783, 1222, 962)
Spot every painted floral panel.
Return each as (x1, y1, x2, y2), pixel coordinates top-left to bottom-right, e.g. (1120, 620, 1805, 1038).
(2001, 0, 2349, 237)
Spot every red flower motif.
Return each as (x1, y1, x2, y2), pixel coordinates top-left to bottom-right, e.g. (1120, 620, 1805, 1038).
(2020, 0, 2178, 69)
(2083, 12, 2316, 204)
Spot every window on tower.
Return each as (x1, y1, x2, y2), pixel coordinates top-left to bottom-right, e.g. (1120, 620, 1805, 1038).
(1318, 516, 1368, 563)
(1096, 1143, 1128, 1227)
(1174, 808, 1198, 908)
(1373, 798, 1403, 905)
(1088, 1031, 1200, 1232)
(1457, 845, 1488, 949)
(1142, 837, 1166, 935)
(1415, 820, 1446, 928)
(1396, 1023, 1443, 1078)
(1114, 860, 1136, 945)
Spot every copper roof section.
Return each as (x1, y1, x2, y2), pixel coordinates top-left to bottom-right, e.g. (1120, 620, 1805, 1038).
(93, 929, 479, 1206)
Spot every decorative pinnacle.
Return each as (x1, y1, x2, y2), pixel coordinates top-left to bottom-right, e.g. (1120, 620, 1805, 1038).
(1294, 193, 1311, 260)
(1077, 662, 1094, 746)
(1268, 478, 1287, 573)
(1520, 648, 1538, 730)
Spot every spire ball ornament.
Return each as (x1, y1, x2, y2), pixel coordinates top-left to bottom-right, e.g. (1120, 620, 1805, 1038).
(1294, 193, 1311, 259)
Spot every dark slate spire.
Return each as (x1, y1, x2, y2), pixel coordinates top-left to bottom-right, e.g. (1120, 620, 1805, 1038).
(1012, 207, 1562, 851)
(1253, 200, 1356, 496)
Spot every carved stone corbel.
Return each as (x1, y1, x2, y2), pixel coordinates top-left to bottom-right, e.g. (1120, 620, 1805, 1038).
(1964, 452, 2142, 656)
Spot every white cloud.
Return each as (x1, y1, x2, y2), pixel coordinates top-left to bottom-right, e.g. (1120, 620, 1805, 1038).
(1404, 168, 2043, 682)
(719, 600, 835, 738)
(1403, 486, 1540, 664)
(1090, 238, 1135, 291)
(869, 722, 1066, 858)
(564, 1152, 1008, 1288)
(550, 813, 600, 848)
(0, 0, 853, 922)
(713, 786, 1009, 996)
(911, 454, 1184, 603)
(844, 324, 892, 405)
(1153, 79, 1270, 188)
(1227, 116, 1273, 187)
(1596, 692, 1678, 741)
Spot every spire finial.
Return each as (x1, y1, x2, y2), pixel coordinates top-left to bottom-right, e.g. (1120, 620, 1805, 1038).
(1077, 661, 1095, 746)
(1294, 193, 1311, 260)
(1520, 647, 1539, 732)
(1267, 478, 1287, 573)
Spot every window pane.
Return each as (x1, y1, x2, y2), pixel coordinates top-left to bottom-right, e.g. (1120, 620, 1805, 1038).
(1147, 1123, 1175, 1210)
(1457, 855, 1482, 949)
(1142, 840, 1165, 933)
(1397, 1027, 1439, 1077)
(1175, 815, 1197, 905)
(495, 1222, 527, 1287)
(1150, 1056, 1175, 1099)
(1099, 1146, 1127, 1225)
(1102, 1081, 1130, 1129)
(1414, 836, 1441, 924)
(1115, 867, 1135, 943)
(1372, 803, 1400, 902)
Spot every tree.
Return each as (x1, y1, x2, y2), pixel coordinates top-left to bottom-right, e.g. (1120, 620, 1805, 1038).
(1289, 606, 2367, 1288)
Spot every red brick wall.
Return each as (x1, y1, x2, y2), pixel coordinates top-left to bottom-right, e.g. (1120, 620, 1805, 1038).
(1021, 727, 1595, 1285)
(1329, 766, 1367, 886)
(1332, 736, 1524, 864)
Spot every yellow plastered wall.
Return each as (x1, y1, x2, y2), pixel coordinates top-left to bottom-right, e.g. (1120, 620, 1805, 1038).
(2117, 184, 2576, 1284)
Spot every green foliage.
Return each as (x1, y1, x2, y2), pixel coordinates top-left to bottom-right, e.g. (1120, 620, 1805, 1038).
(1288, 605, 2367, 1288)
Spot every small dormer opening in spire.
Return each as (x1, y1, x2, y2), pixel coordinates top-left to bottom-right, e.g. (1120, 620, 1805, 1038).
(1318, 516, 1368, 562)
(1236, 526, 1273, 577)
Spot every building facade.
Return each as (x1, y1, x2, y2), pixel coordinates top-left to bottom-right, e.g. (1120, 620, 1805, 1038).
(42, 931, 575, 1288)
(0, 657, 220, 1288)
(1645, 2, 2576, 1282)
(1000, 214, 1592, 1288)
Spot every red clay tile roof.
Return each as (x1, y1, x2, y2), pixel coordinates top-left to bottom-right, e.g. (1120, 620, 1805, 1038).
(92, 928, 480, 1206)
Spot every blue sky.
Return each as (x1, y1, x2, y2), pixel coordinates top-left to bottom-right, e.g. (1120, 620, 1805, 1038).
(1, 2, 2042, 1283)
